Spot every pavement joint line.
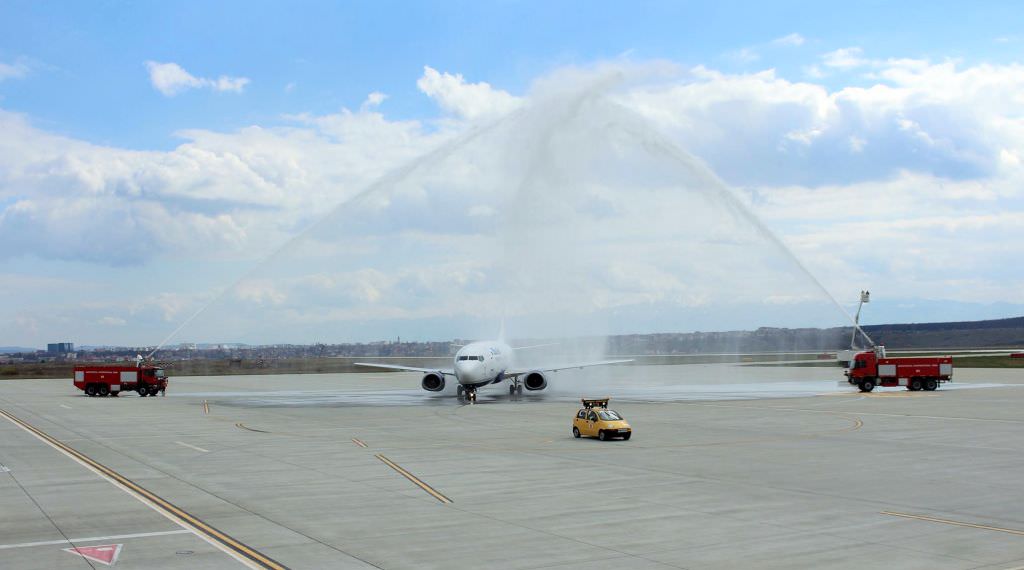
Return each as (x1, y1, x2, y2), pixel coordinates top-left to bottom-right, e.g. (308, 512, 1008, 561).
(0, 529, 192, 550)
(881, 511, 1024, 536)
(351, 438, 368, 448)
(0, 408, 290, 570)
(374, 454, 453, 504)
(175, 441, 211, 453)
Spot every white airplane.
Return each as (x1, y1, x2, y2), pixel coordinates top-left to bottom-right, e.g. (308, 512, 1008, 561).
(354, 339, 631, 402)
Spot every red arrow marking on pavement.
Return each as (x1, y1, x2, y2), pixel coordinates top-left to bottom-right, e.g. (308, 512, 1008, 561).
(63, 543, 123, 566)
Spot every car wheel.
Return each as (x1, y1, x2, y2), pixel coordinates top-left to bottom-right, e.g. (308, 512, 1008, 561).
(573, 427, 581, 438)
(598, 430, 607, 441)
(622, 432, 631, 441)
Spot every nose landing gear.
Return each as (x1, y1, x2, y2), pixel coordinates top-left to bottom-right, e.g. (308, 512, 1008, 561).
(508, 380, 523, 399)
(458, 386, 478, 403)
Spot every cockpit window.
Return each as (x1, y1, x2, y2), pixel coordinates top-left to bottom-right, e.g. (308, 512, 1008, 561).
(458, 355, 483, 361)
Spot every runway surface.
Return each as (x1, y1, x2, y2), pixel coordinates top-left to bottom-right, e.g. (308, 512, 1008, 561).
(2, 364, 1024, 569)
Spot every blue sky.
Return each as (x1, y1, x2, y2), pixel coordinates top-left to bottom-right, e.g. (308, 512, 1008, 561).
(2, 1, 1024, 347)
(4, 1, 1020, 149)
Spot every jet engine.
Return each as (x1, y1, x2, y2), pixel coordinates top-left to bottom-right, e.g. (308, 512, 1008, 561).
(523, 371, 547, 391)
(421, 372, 445, 392)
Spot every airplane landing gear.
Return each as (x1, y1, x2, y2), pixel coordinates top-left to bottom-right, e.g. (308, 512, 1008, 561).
(458, 386, 477, 403)
(509, 380, 523, 399)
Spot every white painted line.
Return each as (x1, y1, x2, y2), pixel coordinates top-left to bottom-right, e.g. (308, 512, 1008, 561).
(59, 404, 72, 409)
(175, 441, 210, 453)
(0, 465, 9, 472)
(0, 529, 191, 550)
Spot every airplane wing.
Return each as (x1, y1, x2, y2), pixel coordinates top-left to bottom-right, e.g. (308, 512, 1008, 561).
(353, 363, 456, 376)
(506, 359, 633, 376)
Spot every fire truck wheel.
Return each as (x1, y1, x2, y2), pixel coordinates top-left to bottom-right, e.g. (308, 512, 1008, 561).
(909, 378, 922, 391)
(97, 384, 110, 397)
(924, 378, 938, 391)
(137, 386, 148, 397)
(85, 384, 97, 397)
(148, 386, 160, 397)
(859, 379, 875, 393)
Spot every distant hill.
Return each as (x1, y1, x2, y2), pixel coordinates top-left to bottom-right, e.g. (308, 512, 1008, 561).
(605, 315, 1024, 354)
(0, 346, 38, 354)
(861, 316, 1024, 350)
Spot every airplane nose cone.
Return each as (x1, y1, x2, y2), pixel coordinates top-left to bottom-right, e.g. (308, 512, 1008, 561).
(455, 360, 479, 379)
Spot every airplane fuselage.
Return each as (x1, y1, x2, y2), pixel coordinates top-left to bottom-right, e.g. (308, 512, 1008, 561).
(453, 341, 512, 388)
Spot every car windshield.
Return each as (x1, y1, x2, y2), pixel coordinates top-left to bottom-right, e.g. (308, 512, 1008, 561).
(597, 410, 623, 421)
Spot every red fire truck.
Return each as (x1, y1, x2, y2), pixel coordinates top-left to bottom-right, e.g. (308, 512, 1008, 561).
(845, 346, 952, 392)
(73, 364, 169, 397)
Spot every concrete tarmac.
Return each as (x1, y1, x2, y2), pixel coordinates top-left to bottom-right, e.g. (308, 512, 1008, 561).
(2, 365, 1024, 569)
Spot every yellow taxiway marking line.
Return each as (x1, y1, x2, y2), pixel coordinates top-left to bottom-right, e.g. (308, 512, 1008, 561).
(882, 511, 1024, 537)
(351, 438, 368, 448)
(0, 409, 288, 570)
(375, 454, 453, 504)
(838, 417, 864, 432)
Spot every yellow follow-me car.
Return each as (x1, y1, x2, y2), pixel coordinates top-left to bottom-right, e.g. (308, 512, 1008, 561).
(573, 398, 631, 440)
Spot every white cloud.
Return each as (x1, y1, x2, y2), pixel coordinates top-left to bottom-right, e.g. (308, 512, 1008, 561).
(145, 61, 250, 96)
(416, 66, 521, 120)
(848, 135, 867, 153)
(361, 91, 388, 110)
(727, 48, 761, 63)
(772, 33, 806, 47)
(822, 47, 868, 69)
(4, 58, 1024, 344)
(0, 59, 30, 81)
(98, 316, 126, 326)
